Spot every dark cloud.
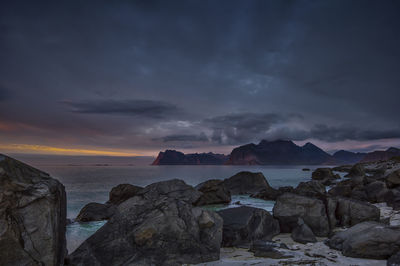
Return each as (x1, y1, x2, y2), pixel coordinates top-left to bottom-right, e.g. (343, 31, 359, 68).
(203, 113, 292, 145)
(0, 0, 400, 153)
(62, 99, 182, 119)
(158, 133, 208, 143)
(309, 124, 400, 142)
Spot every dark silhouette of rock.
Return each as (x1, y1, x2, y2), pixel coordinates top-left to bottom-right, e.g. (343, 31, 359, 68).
(294, 180, 326, 198)
(291, 218, 317, 244)
(221, 171, 272, 195)
(327, 221, 400, 259)
(76, 202, 117, 222)
(302, 168, 310, 171)
(273, 193, 329, 237)
(0, 154, 67, 266)
(311, 168, 340, 185)
(217, 206, 280, 247)
(249, 240, 293, 259)
(152, 150, 228, 165)
(107, 183, 143, 205)
(328, 181, 352, 198)
(194, 179, 231, 206)
(68, 179, 222, 266)
(226, 140, 335, 165)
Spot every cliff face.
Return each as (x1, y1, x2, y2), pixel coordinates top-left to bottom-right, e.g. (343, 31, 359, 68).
(226, 140, 334, 165)
(361, 147, 400, 163)
(152, 150, 229, 165)
(0, 154, 67, 266)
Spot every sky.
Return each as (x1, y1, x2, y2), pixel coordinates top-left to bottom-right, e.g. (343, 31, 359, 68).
(1, 0, 400, 157)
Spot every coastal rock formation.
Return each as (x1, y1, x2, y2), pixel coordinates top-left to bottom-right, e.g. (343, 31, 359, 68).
(107, 183, 143, 205)
(194, 179, 231, 206)
(76, 202, 116, 222)
(151, 150, 228, 165)
(311, 168, 340, 185)
(221, 171, 274, 195)
(365, 181, 388, 203)
(345, 163, 365, 178)
(294, 180, 326, 198)
(68, 179, 223, 266)
(273, 193, 330, 237)
(217, 206, 280, 247)
(387, 170, 400, 188)
(330, 197, 380, 227)
(327, 221, 400, 259)
(0, 154, 67, 266)
(226, 140, 335, 165)
(388, 251, 400, 266)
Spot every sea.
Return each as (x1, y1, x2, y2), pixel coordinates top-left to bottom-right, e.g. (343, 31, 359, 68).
(13, 155, 339, 253)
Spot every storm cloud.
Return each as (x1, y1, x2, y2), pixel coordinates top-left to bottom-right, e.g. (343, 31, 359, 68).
(0, 0, 400, 154)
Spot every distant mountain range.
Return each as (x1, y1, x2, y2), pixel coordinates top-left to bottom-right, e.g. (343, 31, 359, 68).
(151, 139, 400, 165)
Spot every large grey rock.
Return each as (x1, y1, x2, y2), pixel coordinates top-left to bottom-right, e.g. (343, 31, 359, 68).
(291, 218, 317, 244)
(385, 187, 400, 210)
(217, 206, 280, 247)
(107, 183, 143, 205)
(294, 180, 326, 198)
(345, 164, 365, 178)
(222, 171, 272, 195)
(311, 168, 340, 185)
(194, 179, 231, 206)
(76, 202, 117, 222)
(334, 197, 380, 227)
(387, 170, 400, 188)
(0, 154, 67, 266)
(68, 179, 222, 266)
(327, 222, 400, 259)
(273, 193, 329, 237)
(365, 181, 388, 203)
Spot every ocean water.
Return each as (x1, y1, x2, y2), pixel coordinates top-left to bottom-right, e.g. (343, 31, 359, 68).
(38, 164, 331, 253)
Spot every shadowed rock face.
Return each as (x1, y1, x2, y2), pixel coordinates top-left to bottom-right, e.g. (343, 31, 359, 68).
(107, 183, 143, 205)
(273, 193, 329, 237)
(194, 179, 231, 206)
(76, 203, 117, 222)
(68, 179, 223, 266)
(0, 154, 67, 266)
(217, 206, 280, 247)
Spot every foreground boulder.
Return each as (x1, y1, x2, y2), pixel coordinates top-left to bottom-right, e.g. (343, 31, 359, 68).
(365, 181, 388, 203)
(222, 171, 272, 194)
(76, 202, 116, 222)
(107, 183, 143, 205)
(194, 179, 231, 206)
(388, 251, 400, 266)
(327, 221, 400, 259)
(217, 206, 280, 247)
(251, 186, 293, 201)
(311, 168, 340, 185)
(333, 197, 380, 227)
(345, 163, 365, 178)
(273, 193, 329, 237)
(68, 179, 222, 266)
(387, 170, 400, 188)
(0, 154, 67, 266)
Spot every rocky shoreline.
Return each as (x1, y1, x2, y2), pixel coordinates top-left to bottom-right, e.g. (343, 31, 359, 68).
(2, 153, 400, 265)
